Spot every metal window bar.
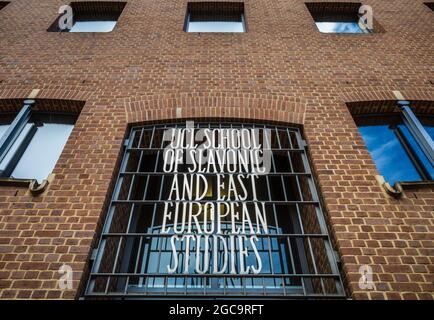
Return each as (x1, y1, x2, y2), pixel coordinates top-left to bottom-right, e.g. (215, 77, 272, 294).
(0, 100, 35, 176)
(392, 125, 431, 180)
(84, 122, 345, 299)
(399, 101, 434, 167)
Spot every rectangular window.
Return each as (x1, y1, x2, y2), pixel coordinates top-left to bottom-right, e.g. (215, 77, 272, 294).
(0, 101, 77, 182)
(48, 1, 126, 33)
(185, 2, 245, 33)
(305, 2, 376, 34)
(354, 103, 434, 185)
(0, 2, 9, 11)
(84, 122, 344, 299)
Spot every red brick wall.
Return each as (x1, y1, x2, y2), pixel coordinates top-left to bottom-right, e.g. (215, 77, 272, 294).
(0, 0, 433, 299)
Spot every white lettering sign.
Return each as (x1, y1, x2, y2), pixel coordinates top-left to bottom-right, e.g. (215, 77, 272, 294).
(162, 122, 272, 275)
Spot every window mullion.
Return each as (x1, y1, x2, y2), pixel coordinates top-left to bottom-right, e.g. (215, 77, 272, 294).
(399, 101, 434, 167)
(0, 124, 37, 177)
(0, 100, 34, 170)
(392, 125, 431, 181)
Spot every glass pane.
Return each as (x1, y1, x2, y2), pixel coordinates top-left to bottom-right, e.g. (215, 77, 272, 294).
(187, 21, 244, 33)
(0, 114, 15, 137)
(398, 125, 434, 180)
(420, 117, 434, 141)
(11, 123, 74, 182)
(0, 124, 9, 137)
(358, 124, 421, 184)
(70, 21, 116, 33)
(315, 22, 367, 33)
(0, 123, 34, 173)
(425, 126, 434, 141)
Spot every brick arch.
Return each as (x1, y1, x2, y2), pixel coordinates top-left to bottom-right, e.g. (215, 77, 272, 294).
(123, 93, 308, 125)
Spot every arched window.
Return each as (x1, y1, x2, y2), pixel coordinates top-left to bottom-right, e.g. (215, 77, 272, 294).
(85, 121, 344, 298)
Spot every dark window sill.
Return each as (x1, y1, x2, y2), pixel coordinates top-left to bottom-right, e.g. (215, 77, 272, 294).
(0, 177, 50, 195)
(396, 180, 434, 190)
(376, 175, 433, 198)
(0, 178, 33, 187)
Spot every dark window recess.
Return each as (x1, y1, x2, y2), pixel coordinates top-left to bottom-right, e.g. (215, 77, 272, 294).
(84, 122, 344, 299)
(425, 3, 434, 11)
(184, 2, 245, 32)
(0, 2, 9, 11)
(0, 100, 79, 182)
(47, 1, 126, 32)
(350, 101, 434, 185)
(305, 2, 380, 33)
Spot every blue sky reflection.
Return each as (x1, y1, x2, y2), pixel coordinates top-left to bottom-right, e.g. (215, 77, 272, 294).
(424, 125, 434, 141)
(399, 125, 434, 179)
(316, 22, 366, 33)
(359, 125, 422, 185)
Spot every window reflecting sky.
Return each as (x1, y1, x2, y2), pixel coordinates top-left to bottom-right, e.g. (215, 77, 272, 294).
(424, 125, 434, 141)
(399, 125, 434, 179)
(70, 21, 116, 33)
(187, 21, 244, 33)
(0, 124, 8, 138)
(359, 125, 422, 185)
(11, 123, 74, 182)
(0, 123, 34, 174)
(316, 22, 366, 33)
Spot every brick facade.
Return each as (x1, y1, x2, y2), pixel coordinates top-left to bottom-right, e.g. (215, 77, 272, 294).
(0, 0, 433, 299)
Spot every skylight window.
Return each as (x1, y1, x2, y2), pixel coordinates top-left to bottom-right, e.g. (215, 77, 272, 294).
(185, 2, 245, 33)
